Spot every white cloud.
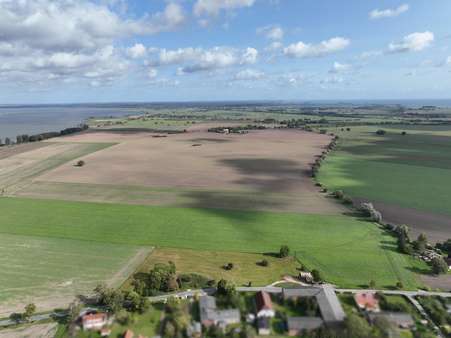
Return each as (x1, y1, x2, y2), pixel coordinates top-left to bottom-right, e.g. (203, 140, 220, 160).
(257, 25, 284, 40)
(233, 69, 265, 80)
(370, 4, 409, 19)
(329, 62, 352, 74)
(284, 37, 350, 58)
(127, 44, 147, 59)
(0, 1, 185, 87)
(149, 46, 258, 73)
(194, 0, 256, 16)
(148, 68, 158, 79)
(241, 47, 258, 64)
(447, 56, 451, 65)
(388, 31, 434, 53)
(266, 41, 283, 52)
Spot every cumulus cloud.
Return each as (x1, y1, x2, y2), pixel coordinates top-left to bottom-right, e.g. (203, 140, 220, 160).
(284, 37, 350, 58)
(329, 62, 352, 74)
(233, 69, 265, 80)
(149, 46, 258, 73)
(388, 31, 434, 53)
(370, 4, 409, 19)
(127, 44, 147, 59)
(0, 0, 185, 86)
(194, 0, 256, 16)
(257, 25, 284, 40)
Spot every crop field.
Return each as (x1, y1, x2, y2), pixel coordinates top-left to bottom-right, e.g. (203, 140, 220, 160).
(0, 141, 114, 195)
(318, 125, 451, 242)
(19, 129, 344, 215)
(0, 197, 425, 290)
(0, 232, 150, 316)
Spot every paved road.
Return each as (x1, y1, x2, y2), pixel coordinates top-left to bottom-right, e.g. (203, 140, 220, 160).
(0, 311, 66, 328)
(336, 288, 451, 298)
(406, 295, 445, 338)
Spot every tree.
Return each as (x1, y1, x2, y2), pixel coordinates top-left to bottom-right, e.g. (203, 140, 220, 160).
(75, 160, 85, 167)
(279, 245, 290, 258)
(344, 313, 373, 338)
(311, 269, 322, 282)
(260, 259, 269, 267)
(23, 303, 36, 321)
(376, 129, 386, 135)
(413, 233, 428, 254)
(431, 256, 448, 275)
(436, 239, 451, 257)
(369, 280, 376, 289)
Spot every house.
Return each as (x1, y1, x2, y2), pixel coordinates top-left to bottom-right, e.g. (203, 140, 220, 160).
(257, 317, 271, 335)
(199, 296, 240, 328)
(368, 312, 414, 329)
(283, 286, 346, 326)
(354, 292, 380, 313)
(123, 329, 134, 338)
(256, 291, 275, 318)
(82, 312, 108, 331)
(287, 317, 324, 336)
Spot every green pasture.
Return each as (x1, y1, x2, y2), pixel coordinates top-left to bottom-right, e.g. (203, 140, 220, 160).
(0, 232, 146, 311)
(318, 126, 451, 217)
(0, 197, 425, 289)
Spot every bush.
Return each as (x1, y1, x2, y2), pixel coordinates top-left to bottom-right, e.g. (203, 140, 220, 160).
(343, 196, 353, 205)
(360, 202, 382, 223)
(224, 262, 234, 270)
(376, 129, 386, 135)
(259, 259, 269, 267)
(75, 160, 85, 167)
(311, 269, 322, 282)
(431, 257, 448, 275)
(333, 190, 344, 199)
(279, 245, 290, 258)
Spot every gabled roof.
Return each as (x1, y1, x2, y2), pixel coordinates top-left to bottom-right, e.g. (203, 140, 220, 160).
(282, 286, 346, 324)
(354, 292, 380, 312)
(256, 291, 273, 312)
(287, 317, 324, 331)
(82, 312, 107, 323)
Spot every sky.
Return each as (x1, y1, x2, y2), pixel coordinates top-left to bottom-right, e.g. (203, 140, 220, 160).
(0, 0, 450, 104)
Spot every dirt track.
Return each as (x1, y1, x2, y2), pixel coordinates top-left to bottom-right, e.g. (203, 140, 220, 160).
(33, 129, 344, 214)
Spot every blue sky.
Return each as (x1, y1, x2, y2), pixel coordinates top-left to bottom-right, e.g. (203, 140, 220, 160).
(0, 0, 450, 103)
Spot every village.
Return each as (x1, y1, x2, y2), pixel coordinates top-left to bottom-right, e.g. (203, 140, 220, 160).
(68, 281, 448, 338)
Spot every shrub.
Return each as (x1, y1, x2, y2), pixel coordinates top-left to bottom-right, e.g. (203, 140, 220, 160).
(431, 257, 448, 275)
(343, 196, 353, 205)
(224, 262, 234, 270)
(360, 202, 382, 223)
(75, 160, 85, 167)
(311, 269, 322, 282)
(333, 190, 344, 200)
(376, 129, 386, 135)
(279, 245, 290, 258)
(259, 259, 269, 267)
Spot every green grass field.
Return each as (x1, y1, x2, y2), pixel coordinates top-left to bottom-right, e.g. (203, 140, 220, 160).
(0, 197, 425, 289)
(125, 247, 300, 287)
(317, 126, 451, 217)
(0, 232, 148, 315)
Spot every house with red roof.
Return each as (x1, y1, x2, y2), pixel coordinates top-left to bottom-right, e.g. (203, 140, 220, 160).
(354, 292, 380, 313)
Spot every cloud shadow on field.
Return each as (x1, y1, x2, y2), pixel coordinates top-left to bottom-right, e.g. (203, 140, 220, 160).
(180, 158, 305, 221)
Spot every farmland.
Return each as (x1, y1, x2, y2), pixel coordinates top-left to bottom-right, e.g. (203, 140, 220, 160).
(0, 232, 150, 317)
(0, 197, 424, 290)
(317, 125, 451, 242)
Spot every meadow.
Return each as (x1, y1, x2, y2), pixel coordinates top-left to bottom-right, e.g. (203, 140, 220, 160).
(317, 125, 451, 242)
(0, 232, 149, 316)
(0, 197, 425, 290)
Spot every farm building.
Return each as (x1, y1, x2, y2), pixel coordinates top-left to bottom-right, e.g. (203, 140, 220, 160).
(354, 292, 380, 312)
(255, 291, 275, 318)
(287, 317, 324, 336)
(368, 312, 414, 329)
(199, 296, 240, 329)
(283, 286, 346, 326)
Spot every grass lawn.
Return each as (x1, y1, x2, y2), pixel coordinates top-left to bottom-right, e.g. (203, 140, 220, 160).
(123, 247, 300, 288)
(0, 232, 148, 316)
(0, 197, 426, 289)
(317, 126, 451, 217)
